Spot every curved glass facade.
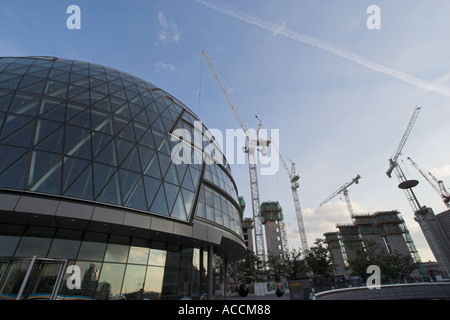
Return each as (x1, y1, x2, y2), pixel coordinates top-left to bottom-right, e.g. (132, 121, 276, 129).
(0, 56, 245, 300)
(0, 224, 224, 300)
(0, 56, 242, 234)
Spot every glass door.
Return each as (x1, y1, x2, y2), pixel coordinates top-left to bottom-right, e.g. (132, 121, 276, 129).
(0, 257, 67, 300)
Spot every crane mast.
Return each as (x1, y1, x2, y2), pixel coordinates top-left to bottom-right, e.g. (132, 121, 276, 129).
(386, 106, 422, 212)
(319, 175, 361, 219)
(278, 152, 309, 253)
(386, 106, 421, 178)
(202, 50, 268, 261)
(407, 157, 450, 209)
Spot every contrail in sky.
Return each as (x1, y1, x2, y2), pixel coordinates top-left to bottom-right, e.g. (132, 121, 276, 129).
(196, 0, 450, 97)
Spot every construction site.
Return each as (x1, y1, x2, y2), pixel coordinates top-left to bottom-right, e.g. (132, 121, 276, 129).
(201, 51, 450, 298)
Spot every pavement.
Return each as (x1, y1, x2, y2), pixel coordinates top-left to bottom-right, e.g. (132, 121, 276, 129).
(225, 293, 292, 300)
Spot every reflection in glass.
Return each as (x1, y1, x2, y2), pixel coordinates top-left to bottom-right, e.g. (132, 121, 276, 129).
(0, 236, 20, 257)
(104, 244, 129, 263)
(148, 249, 166, 266)
(77, 241, 106, 261)
(128, 246, 149, 265)
(95, 263, 125, 300)
(48, 238, 80, 259)
(61, 261, 101, 300)
(14, 237, 52, 258)
(143, 266, 164, 300)
(122, 265, 146, 300)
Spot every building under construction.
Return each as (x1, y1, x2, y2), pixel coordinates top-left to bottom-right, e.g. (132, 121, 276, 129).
(260, 201, 286, 258)
(324, 210, 428, 281)
(414, 208, 450, 278)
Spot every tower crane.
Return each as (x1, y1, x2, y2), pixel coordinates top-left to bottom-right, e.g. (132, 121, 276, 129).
(386, 106, 422, 212)
(407, 157, 450, 209)
(276, 150, 309, 254)
(319, 175, 361, 219)
(202, 50, 270, 261)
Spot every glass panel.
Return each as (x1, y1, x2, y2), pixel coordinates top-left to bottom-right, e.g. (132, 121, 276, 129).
(121, 146, 141, 172)
(64, 164, 93, 200)
(161, 267, 178, 300)
(0, 114, 34, 140)
(92, 132, 112, 158)
(0, 259, 32, 300)
(0, 152, 28, 189)
(143, 153, 161, 179)
(77, 241, 106, 261)
(93, 163, 116, 196)
(143, 176, 161, 209)
(63, 261, 101, 300)
(66, 133, 92, 160)
(62, 156, 90, 192)
(115, 138, 134, 165)
(95, 263, 125, 300)
(34, 127, 64, 153)
(121, 265, 146, 300)
(14, 237, 52, 257)
(171, 192, 187, 221)
(34, 119, 61, 146)
(26, 261, 63, 300)
(164, 182, 179, 213)
(96, 172, 121, 206)
(149, 185, 169, 216)
(104, 244, 129, 263)
(0, 235, 21, 257)
(30, 159, 62, 195)
(64, 125, 88, 152)
(143, 266, 164, 300)
(128, 246, 149, 265)
(47, 239, 81, 260)
(125, 179, 147, 211)
(0, 145, 28, 174)
(148, 248, 166, 266)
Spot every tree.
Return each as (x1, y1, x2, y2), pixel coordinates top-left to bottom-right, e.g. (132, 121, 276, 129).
(346, 239, 419, 283)
(380, 251, 418, 283)
(346, 240, 383, 279)
(265, 253, 286, 283)
(282, 249, 306, 280)
(228, 250, 265, 284)
(305, 238, 334, 278)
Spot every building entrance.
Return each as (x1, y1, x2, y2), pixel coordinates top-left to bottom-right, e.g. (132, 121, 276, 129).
(0, 256, 67, 300)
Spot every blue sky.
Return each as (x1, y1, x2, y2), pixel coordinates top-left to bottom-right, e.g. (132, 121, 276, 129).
(1, 0, 450, 262)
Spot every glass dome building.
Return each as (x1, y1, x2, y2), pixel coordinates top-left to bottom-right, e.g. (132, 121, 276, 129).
(0, 56, 246, 300)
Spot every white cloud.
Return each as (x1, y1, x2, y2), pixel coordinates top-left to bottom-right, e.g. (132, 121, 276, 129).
(155, 62, 176, 72)
(157, 12, 180, 43)
(430, 164, 450, 179)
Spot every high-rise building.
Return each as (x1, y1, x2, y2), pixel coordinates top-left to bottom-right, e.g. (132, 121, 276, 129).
(415, 208, 450, 277)
(260, 201, 285, 258)
(242, 218, 254, 252)
(324, 210, 427, 280)
(0, 56, 246, 300)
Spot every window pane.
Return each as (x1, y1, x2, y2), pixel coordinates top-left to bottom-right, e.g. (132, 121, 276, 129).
(14, 237, 52, 257)
(121, 265, 146, 300)
(63, 261, 101, 300)
(128, 246, 149, 265)
(48, 239, 81, 259)
(148, 248, 166, 266)
(95, 263, 125, 300)
(0, 235, 20, 257)
(77, 241, 106, 261)
(143, 266, 164, 300)
(104, 244, 129, 263)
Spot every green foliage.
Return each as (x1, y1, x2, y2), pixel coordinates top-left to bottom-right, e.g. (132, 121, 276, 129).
(228, 250, 265, 284)
(346, 239, 418, 283)
(304, 238, 335, 278)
